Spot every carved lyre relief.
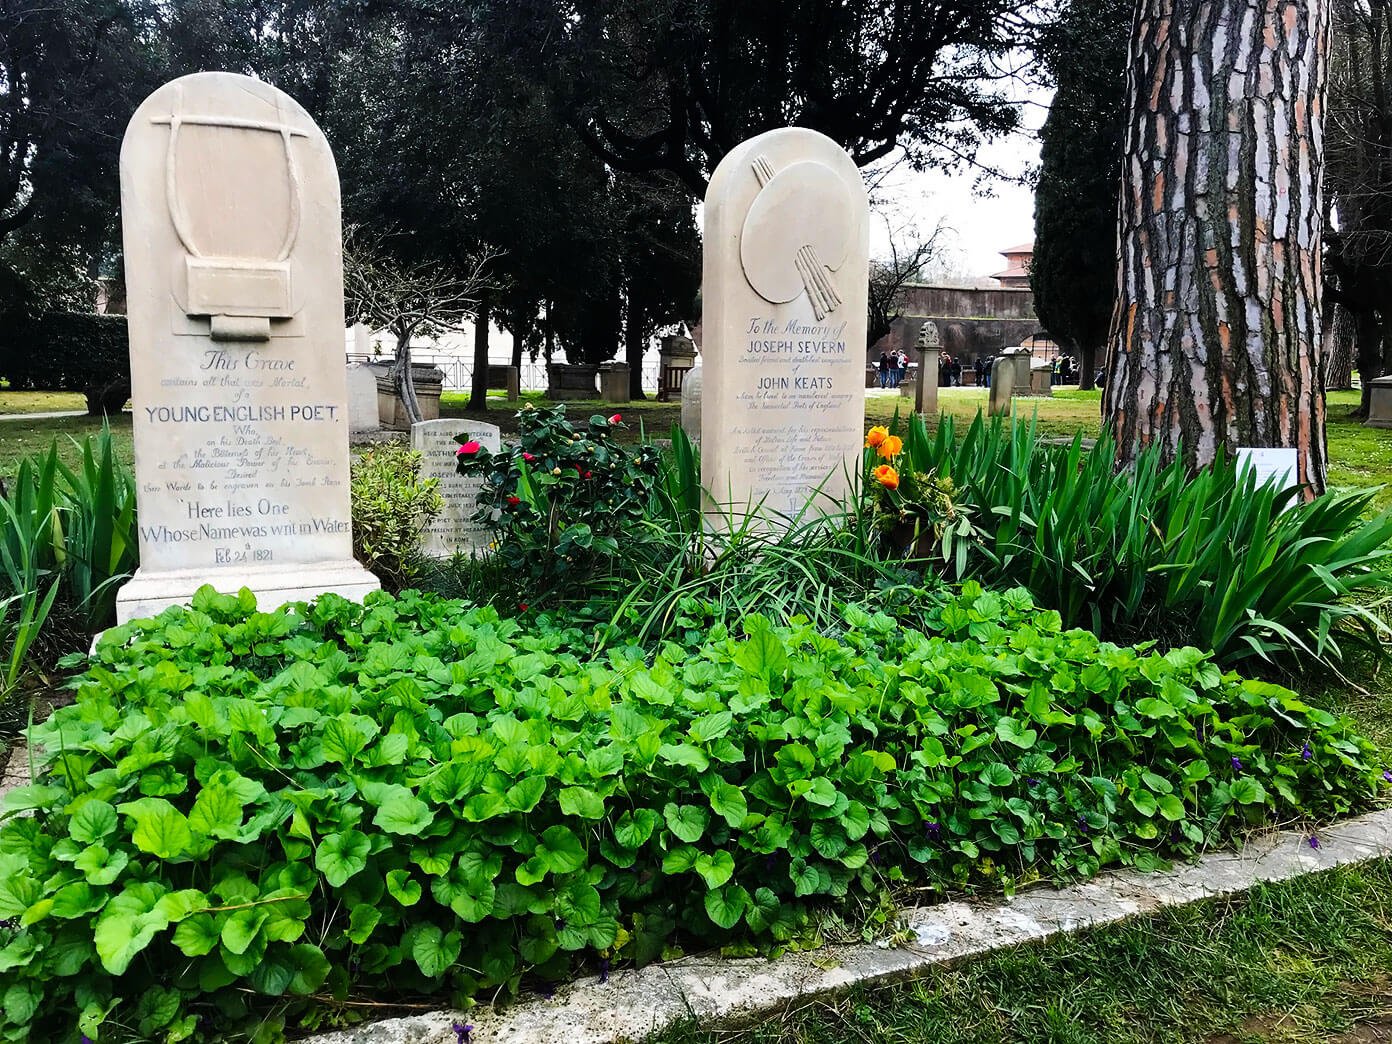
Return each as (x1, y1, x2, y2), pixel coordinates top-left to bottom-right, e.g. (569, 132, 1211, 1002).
(151, 85, 309, 342)
(739, 154, 855, 321)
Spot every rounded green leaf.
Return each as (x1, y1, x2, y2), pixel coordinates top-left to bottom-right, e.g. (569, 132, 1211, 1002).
(538, 825, 586, 875)
(315, 829, 371, 888)
(704, 884, 749, 930)
(559, 786, 606, 820)
(693, 850, 735, 889)
(385, 869, 422, 907)
(614, 808, 660, 849)
(708, 782, 748, 829)
(372, 789, 434, 836)
(68, 800, 117, 844)
(663, 803, 709, 843)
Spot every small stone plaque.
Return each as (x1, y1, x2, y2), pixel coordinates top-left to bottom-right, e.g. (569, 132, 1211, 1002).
(412, 419, 501, 558)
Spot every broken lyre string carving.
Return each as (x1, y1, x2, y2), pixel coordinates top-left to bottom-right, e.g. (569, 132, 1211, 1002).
(751, 154, 842, 321)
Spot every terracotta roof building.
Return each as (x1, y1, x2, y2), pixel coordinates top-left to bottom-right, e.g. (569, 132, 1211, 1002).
(992, 242, 1033, 289)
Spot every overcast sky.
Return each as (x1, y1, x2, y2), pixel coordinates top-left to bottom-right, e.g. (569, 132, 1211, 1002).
(866, 84, 1053, 281)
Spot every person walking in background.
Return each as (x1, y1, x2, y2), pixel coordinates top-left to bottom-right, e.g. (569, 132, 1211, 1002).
(975, 356, 986, 386)
(894, 349, 908, 387)
(877, 351, 890, 388)
(950, 356, 962, 387)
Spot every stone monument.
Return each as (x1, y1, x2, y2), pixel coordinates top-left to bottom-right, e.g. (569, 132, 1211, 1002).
(913, 319, 940, 418)
(680, 364, 703, 445)
(115, 72, 379, 622)
(411, 419, 501, 558)
(988, 358, 1013, 416)
(701, 128, 868, 521)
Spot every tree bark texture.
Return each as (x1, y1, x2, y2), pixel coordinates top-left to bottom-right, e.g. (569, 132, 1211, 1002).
(468, 290, 491, 412)
(1324, 303, 1354, 389)
(1078, 340, 1099, 391)
(625, 300, 647, 400)
(1104, 0, 1331, 492)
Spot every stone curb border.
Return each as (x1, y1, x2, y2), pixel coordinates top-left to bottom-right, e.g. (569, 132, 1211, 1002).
(304, 808, 1392, 1044)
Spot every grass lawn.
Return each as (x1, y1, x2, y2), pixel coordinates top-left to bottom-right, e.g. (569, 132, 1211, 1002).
(0, 390, 88, 414)
(0, 411, 133, 480)
(655, 859, 1392, 1044)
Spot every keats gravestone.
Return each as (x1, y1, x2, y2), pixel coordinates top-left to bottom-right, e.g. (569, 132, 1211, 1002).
(116, 72, 378, 622)
(700, 128, 869, 522)
(411, 419, 501, 558)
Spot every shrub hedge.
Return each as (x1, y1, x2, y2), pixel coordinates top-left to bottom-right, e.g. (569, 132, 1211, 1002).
(0, 584, 1381, 1041)
(0, 311, 130, 415)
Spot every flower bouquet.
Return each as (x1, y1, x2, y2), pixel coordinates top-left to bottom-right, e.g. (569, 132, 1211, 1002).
(863, 424, 973, 569)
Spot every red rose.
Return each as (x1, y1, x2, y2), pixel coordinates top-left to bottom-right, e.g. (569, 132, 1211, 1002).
(518, 602, 529, 611)
(608, 413, 622, 424)
(583, 471, 593, 479)
(506, 495, 520, 505)
(457, 440, 481, 457)
(522, 452, 535, 462)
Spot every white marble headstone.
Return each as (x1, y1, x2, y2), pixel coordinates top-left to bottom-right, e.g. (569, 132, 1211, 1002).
(115, 72, 379, 622)
(411, 419, 501, 558)
(701, 128, 869, 522)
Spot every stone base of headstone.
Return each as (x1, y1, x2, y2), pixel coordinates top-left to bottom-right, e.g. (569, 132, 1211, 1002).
(1367, 376, 1392, 428)
(547, 363, 599, 400)
(598, 362, 630, 403)
(376, 367, 444, 430)
(1029, 365, 1054, 396)
(115, 561, 380, 624)
(899, 378, 916, 398)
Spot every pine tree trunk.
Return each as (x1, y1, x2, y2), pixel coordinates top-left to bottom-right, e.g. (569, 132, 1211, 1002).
(1324, 304, 1354, 390)
(1077, 340, 1098, 392)
(468, 289, 491, 413)
(1104, 0, 1331, 493)
(625, 300, 647, 400)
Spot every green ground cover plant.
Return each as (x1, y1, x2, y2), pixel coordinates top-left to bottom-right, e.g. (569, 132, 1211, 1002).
(0, 584, 1381, 1041)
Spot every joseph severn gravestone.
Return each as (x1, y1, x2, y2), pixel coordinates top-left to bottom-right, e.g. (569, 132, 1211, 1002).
(115, 72, 379, 623)
(701, 128, 869, 522)
(411, 419, 501, 559)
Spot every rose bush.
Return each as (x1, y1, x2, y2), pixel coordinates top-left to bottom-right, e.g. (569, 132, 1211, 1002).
(454, 404, 664, 597)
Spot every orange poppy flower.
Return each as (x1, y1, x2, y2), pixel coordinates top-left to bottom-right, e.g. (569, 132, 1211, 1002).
(865, 425, 890, 448)
(877, 435, 903, 459)
(873, 464, 899, 490)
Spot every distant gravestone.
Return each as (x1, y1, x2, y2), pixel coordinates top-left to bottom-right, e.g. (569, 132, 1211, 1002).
(988, 358, 1013, 416)
(412, 419, 501, 558)
(701, 128, 868, 520)
(680, 364, 703, 445)
(115, 72, 378, 622)
(346, 364, 378, 432)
